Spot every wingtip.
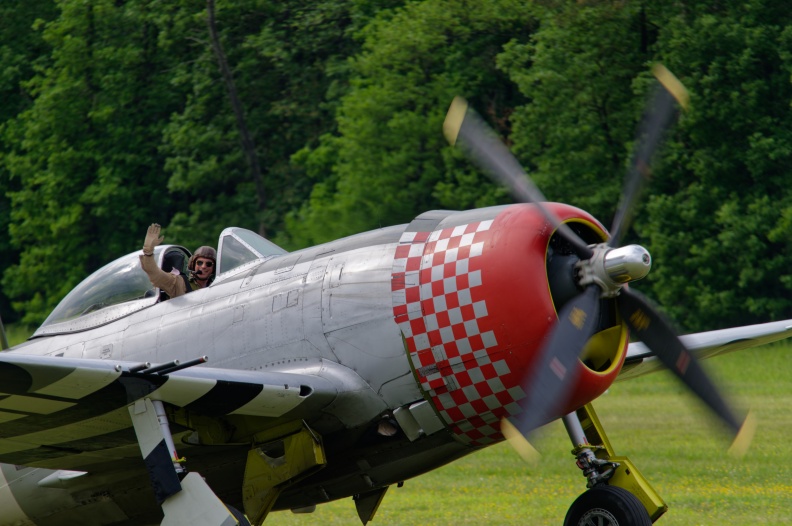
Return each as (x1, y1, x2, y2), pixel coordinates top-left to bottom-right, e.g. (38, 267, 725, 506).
(501, 418, 541, 463)
(443, 96, 468, 146)
(728, 409, 756, 458)
(652, 64, 690, 111)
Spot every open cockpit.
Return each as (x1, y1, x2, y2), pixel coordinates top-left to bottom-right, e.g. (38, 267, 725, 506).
(33, 227, 286, 337)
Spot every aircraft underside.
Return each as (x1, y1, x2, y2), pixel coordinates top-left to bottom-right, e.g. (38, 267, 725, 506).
(0, 420, 474, 525)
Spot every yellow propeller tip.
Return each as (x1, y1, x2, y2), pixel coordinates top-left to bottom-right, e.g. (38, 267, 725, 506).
(443, 96, 468, 146)
(728, 409, 757, 458)
(501, 418, 541, 464)
(652, 64, 690, 111)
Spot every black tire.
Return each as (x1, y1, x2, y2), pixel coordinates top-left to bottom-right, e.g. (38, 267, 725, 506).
(563, 485, 651, 526)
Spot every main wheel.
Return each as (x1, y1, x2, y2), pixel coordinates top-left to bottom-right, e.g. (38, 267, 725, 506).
(563, 485, 651, 526)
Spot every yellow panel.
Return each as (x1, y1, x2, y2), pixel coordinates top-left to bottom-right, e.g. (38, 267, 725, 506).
(609, 457, 668, 522)
(243, 428, 327, 525)
(580, 324, 628, 375)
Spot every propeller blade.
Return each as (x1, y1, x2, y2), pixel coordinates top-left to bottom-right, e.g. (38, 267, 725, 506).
(608, 65, 690, 247)
(444, 97, 594, 260)
(508, 286, 601, 437)
(501, 417, 541, 464)
(617, 287, 753, 448)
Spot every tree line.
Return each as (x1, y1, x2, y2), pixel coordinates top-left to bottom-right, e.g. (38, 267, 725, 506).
(2, 0, 792, 333)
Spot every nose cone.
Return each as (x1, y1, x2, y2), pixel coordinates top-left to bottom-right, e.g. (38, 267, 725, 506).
(392, 204, 628, 447)
(604, 244, 652, 284)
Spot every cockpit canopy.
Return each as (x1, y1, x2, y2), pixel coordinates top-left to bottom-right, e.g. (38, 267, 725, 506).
(34, 227, 286, 337)
(217, 227, 286, 274)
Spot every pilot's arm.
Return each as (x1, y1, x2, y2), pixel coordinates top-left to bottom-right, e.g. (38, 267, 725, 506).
(140, 252, 187, 298)
(140, 223, 187, 299)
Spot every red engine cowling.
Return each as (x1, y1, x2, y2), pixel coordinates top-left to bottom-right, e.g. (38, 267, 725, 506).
(392, 203, 628, 446)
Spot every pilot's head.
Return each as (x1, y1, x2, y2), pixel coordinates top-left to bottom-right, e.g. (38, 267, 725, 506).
(189, 246, 217, 281)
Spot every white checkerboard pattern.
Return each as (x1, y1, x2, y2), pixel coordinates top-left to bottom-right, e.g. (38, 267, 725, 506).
(391, 220, 525, 445)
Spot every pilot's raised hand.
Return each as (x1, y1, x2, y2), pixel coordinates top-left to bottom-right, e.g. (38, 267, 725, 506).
(143, 223, 164, 256)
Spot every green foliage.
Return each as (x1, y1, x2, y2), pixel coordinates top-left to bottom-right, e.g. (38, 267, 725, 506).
(3, 323, 35, 347)
(490, 1, 792, 331)
(0, 0, 58, 322)
(285, 0, 536, 247)
(1, 0, 183, 324)
(160, 0, 367, 246)
(0, 0, 392, 322)
(497, 2, 648, 223)
(1, 0, 792, 331)
(638, 0, 792, 330)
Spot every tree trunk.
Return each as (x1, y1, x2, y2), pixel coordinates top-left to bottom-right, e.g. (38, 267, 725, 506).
(206, 0, 267, 237)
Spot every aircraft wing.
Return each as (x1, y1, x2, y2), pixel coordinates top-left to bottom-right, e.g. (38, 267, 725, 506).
(618, 318, 792, 381)
(0, 353, 338, 470)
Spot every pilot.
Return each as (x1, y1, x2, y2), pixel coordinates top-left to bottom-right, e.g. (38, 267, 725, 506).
(140, 223, 216, 299)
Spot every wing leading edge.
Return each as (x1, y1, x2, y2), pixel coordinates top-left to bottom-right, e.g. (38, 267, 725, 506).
(0, 353, 338, 470)
(618, 318, 792, 381)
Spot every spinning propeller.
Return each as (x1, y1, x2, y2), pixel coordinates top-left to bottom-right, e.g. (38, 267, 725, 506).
(443, 65, 755, 456)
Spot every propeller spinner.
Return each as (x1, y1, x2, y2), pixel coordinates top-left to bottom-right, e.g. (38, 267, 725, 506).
(443, 64, 755, 455)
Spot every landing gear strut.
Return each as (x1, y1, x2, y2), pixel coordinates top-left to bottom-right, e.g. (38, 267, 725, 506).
(562, 404, 667, 525)
(128, 398, 246, 525)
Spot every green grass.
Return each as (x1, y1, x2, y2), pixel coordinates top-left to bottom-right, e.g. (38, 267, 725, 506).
(5, 325, 790, 524)
(266, 343, 792, 525)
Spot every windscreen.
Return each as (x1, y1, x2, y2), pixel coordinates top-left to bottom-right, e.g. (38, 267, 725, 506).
(217, 227, 287, 275)
(38, 250, 158, 329)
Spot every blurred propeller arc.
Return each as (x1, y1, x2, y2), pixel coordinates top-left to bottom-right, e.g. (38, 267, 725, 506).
(443, 64, 753, 456)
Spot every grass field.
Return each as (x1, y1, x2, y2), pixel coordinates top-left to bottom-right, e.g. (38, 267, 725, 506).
(264, 343, 792, 525)
(5, 327, 790, 524)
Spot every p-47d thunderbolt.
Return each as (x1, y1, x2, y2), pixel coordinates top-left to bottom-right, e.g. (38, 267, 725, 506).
(0, 67, 788, 526)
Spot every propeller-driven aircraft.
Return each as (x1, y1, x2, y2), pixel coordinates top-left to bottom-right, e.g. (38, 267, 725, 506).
(0, 66, 789, 526)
